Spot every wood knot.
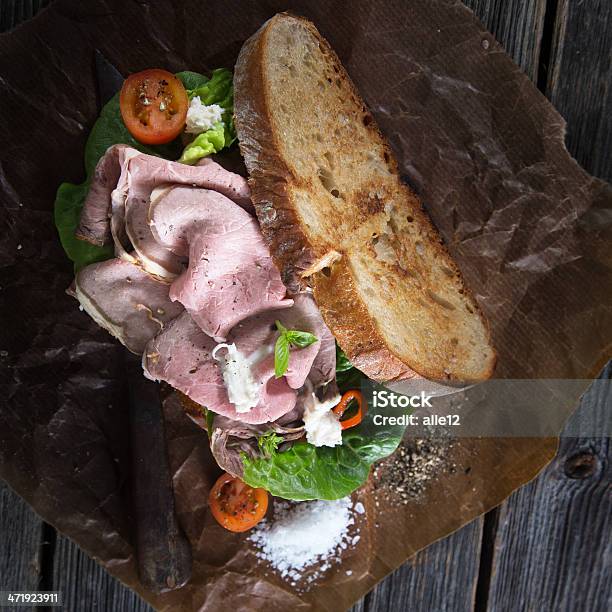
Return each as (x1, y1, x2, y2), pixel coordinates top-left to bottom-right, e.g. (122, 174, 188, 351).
(564, 451, 598, 479)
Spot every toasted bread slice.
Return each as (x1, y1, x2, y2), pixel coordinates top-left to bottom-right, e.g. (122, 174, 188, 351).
(234, 13, 496, 382)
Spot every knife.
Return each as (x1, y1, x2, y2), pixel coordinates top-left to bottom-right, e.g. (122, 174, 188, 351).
(94, 50, 124, 109)
(94, 49, 192, 593)
(125, 352, 192, 592)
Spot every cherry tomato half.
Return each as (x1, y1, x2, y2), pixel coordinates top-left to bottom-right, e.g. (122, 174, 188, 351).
(119, 69, 188, 145)
(208, 473, 268, 533)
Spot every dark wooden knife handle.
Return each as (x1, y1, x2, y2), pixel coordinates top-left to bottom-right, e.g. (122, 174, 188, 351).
(126, 355, 192, 593)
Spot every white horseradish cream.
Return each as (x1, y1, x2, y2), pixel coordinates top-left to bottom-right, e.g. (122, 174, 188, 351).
(302, 392, 343, 447)
(185, 96, 224, 134)
(212, 343, 272, 413)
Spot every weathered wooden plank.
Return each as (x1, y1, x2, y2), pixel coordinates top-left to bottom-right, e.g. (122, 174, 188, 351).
(0, 481, 44, 592)
(52, 535, 153, 612)
(484, 0, 612, 603)
(0, 0, 49, 34)
(463, 0, 547, 82)
(351, 518, 484, 612)
(547, 0, 612, 182)
(486, 366, 612, 611)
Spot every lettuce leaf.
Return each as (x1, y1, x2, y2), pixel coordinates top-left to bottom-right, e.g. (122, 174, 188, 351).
(186, 68, 233, 105)
(54, 70, 224, 270)
(175, 70, 210, 91)
(335, 344, 354, 372)
(178, 122, 226, 163)
(241, 390, 405, 500)
(55, 89, 182, 271)
(84, 92, 180, 177)
(179, 68, 236, 164)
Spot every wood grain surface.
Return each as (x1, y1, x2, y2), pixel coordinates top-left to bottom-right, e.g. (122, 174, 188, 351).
(463, 0, 547, 81)
(0, 1, 610, 611)
(0, 0, 49, 33)
(486, 365, 612, 612)
(0, 484, 44, 593)
(547, 0, 612, 182)
(52, 535, 151, 612)
(356, 519, 484, 612)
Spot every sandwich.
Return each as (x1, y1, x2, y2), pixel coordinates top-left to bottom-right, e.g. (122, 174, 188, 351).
(56, 13, 495, 532)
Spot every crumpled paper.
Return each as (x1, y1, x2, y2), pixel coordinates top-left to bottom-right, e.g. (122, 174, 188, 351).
(0, 0, 610, 610)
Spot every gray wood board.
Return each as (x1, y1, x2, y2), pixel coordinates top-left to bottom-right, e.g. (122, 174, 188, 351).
(356, 518, 484, 612)
(52, 535, 153, 612)
(486, 365, 612, 611)
(547, 0, 612, 182)
(0, 482, 44, 592)
(463, 0, 547, 82)
(484, 0, 612, 604)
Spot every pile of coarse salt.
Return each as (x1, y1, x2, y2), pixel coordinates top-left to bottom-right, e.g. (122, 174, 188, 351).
(248, 497, 365, 586)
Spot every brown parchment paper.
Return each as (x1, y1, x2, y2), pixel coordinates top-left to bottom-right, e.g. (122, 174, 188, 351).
(0, 1, 611, 610)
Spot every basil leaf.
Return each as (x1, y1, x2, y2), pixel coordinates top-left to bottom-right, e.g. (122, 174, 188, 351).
(274, 334, 290, 378)
(286, 330, 318, 348)
(242, 386, 406, 500)
(274, 323, 317, 377)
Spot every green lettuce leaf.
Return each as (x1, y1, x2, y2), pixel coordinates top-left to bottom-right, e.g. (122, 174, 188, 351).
(54, 91, 184, 270)
(241, 384, 406, 501)
(186, 68, 233, 105)
(335, 344, 354, 372)
(178, 122, 226, 163)
(175, 70, 210, 91)
(179, 68, 236, 164)
(84, 93, 180, 177)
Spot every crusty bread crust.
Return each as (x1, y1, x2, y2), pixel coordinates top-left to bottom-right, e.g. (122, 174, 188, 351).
(234, 21, 313, 291)
(234, 13, 496, 382)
